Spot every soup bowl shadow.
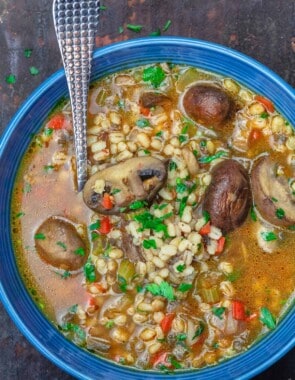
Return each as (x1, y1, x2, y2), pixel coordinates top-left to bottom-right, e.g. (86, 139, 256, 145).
(0, 37, 294, 380)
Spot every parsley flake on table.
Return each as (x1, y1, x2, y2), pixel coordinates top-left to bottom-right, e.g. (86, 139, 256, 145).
(24, 48, 33, 58)
(163, 19, 172, 32)
(29, 66, 39, 75)
(127, 24, 143, 33)
(5, 74, 16, 84)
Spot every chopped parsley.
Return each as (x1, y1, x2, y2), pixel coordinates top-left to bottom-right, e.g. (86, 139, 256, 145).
(203, 210, 210, 223)
(61, 322, 86, 340)
(200, 140, 207, 148)
(145, 281, 175, 301)
(169, 356, 182, 369)
(117, 99, 125, 109)
(74, 247, 85, 256)
(260, 307, 276, 330)
(35, 233, 45, 240)
(169, 160, 178, 171)
(127, 24, 143, 33)
(56, 241, 67, 251)
(118, 275, 128, 292)
(136, 118, 150, 128)
(149, 29, 161, 37)
(129, 200, 147, 210)
(192, 321, 205, 339)
(29, 66, 39, 75)
(178, 134, 188, 144)
(198, 151, 227, 164)
(118, 26, 124, 34)
(176, 264, 186, 272)
(226, 270, 241, 282)
(163, 19, 172, 32)
(250, 206, 257, 221)
(105, 320, 115, 329)
(44, 165, 54, 172)
(275, 208, 285, 219)
(84, 260, 96, 282)
(142, 66, 166, 88)
(260, 112, 269, 119)
(89, 220, 101, 231)
(175, 178, 187, 193)
(176, 333, 187, 341)
(177, 283, 192, 292)
(143, 239, 157, 249)
(155, 131, 163, 137)
(134, 211, 170, 236)
(44, 127, 53, 136)
(110, 188, 121, 195)
(15, 211, 25, 218)
(261, 231, 277, 242)
(178, 196, 188, 218)
(5, 74, 16, 84)
(60, 270, 71, 279)
(212, 306, 226, 319)
(99, 5, 107, 10)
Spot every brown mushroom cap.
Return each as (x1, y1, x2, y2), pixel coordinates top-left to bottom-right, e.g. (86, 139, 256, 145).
(139, 92, 171, 108)
(183, 84, 231, 127)
(203, 159, 251, 233)
(251, 156, 295, 227)
(83, 156, 167, 214)
(35, 216, 87, 271)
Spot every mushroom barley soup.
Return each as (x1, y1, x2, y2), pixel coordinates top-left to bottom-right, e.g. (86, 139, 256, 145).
(12, 63, 295, 371)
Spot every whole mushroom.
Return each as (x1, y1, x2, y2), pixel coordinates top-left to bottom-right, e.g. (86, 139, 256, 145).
(35, 216, 87, 271)
(183, 83, 232, 127)
(83, 156, 167, 214)
(251, 156, 295, 228)
(203, 159, 252, 233)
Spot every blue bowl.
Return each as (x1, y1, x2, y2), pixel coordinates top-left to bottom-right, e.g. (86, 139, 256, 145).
(0, 37, 294, 380)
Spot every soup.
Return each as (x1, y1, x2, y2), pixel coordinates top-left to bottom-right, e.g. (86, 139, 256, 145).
(11, 63, 295, 371)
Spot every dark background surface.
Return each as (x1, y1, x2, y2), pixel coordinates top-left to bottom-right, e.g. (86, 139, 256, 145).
(0, 0, 294, 379)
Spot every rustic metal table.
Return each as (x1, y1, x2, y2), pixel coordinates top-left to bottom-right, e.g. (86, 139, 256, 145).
(0, 0, 294, 379)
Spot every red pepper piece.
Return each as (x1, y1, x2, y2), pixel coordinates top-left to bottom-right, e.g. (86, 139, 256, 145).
(99, 216, 112, 234)
(232, 300, 247, 320)
(199, 222, 211, 235)
(255, 95, 275, 113)
(215, 236, 226, 254)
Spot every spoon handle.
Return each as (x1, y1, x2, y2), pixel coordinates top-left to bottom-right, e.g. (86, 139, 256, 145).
(53, 0, 100, 191)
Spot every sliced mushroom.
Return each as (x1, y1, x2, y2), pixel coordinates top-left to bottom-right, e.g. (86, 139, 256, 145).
(251, 156, 295, 227)
(139, 92, 171, 108)
(35, 216, 87, 271)
(83, 156, 167, 214)
(183, 84, 232, 127)
(203, 159, 251, 233)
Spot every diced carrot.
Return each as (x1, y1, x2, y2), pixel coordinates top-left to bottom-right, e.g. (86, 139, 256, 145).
(93, 283, 107, 294)
(255, 95, 275, 113)
(102, 193, 114, 210)
(151, 351, 171, 367)
(140, 106, 150, 117)
(99, 216, 112, 234)
(215, 236, 226, 254)
(160, 313, 175, 334)
(249, 128, 263, 144)
(48, 114, 65, 130)
(232, 300, 247, 320)
(199, 222, 211, 235)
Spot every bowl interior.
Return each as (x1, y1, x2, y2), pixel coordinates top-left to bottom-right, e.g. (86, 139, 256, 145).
(0, 37, 294, 380)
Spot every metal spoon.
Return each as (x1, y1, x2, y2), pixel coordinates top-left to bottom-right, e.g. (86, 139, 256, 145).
(53, 0, 100, 191)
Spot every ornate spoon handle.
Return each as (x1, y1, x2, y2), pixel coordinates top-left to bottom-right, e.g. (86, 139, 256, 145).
(53, 0, 100, 191)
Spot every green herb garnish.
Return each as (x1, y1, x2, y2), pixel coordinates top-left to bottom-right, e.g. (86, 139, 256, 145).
(192, 321, 205, 339)
(44, 127, 53, 136)
(260, 112, 269, 119)
(29, 66, 39, 75)
(134, 211, 170, 236)
(169, 355, 182, 369)
(176, 333, 187, 341)
(24, 48, 33, 58)
(61, 270, 71, 279)
(129, 200, 147, 210)
(177, 283, 192, 292)
(22, 182, 32, 194)
(176, 264, 186, 273)
(99, 5, 107, 10)
(202, 210, 210, 223)
(212, 306, 226, 319)
(260, 307, 276, 330)
(117, 99, 125, 109)
(146, 281, 175, 301)
(198, 151, 227, 164)
(89, 220, 101, 231)
(35, 233, 45, 240)
(142, 66, 166, 88)
(226, 271, 241, 282)
(118, 275, 128, 292)
(261, 231, 277, 241)
(56, 241, 67, 251)
(163, 20, 172, 32)
(16, 212, 25, 218)
(178, 196, 188, 218)
(118, 26, 124, 34)
(275, 208, 285, 219)
(5, 74, 16, 84)
(74, 247, 85, 256)
(105, 320, 115, 329)
(175, 178, 187, 193)
(143, 239, 157, 249)
(44, 165, 54, 172)
(127, 24, 143, 33)
(250, 206, 257, 221)
(169, 160, 178, 171)
(149, 29, 161, 36)
(84, 260, 96, 282)
(178, 134, 188, 144)
(136, 118, 150, 128)
(61, 322, 86, 340)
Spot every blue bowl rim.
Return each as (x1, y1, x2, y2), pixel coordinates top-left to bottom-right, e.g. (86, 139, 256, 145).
(0, 36, 294, 380)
